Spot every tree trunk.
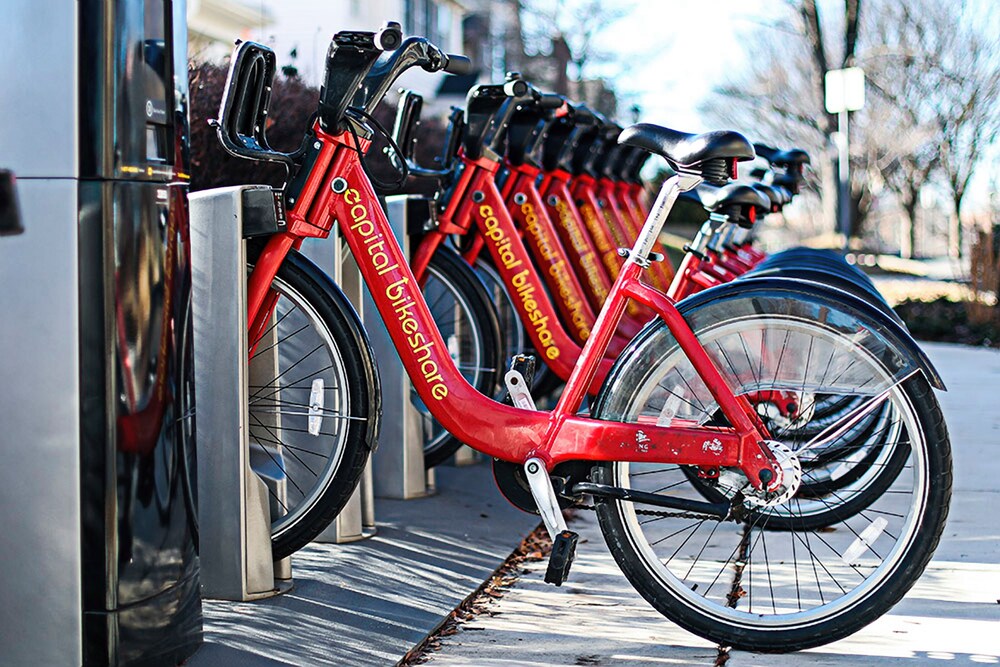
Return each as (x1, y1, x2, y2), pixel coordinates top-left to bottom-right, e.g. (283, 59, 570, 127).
(505, 0, 526, 74)
(902, 200, 918, 259)
(949, 194, 964, 259)
(551, 35, 572, 96)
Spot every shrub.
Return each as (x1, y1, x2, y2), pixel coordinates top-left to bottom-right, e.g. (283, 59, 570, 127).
(188, 62, 448, 193)
(967, 225, 1000, 326)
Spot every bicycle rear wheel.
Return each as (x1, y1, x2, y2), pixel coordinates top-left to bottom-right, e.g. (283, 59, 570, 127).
(247, 246, 380, 559)
(591, 286, 951, 651)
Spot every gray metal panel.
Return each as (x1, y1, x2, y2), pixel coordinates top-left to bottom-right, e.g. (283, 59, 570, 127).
(189, 187, 277, 600)
(0, 179, 82, 666)
(301, 229, 375, 543)
(0, 2, 77, 177)
(369, 197, 430, 499)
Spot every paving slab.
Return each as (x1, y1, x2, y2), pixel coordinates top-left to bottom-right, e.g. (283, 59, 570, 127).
(189, 462, 537, 667)
(426, 343, 1000, 666)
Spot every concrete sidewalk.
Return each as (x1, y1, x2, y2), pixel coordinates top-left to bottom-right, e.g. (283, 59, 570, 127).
(190, 463, 537, 667)
(425, 343, 1000, 666)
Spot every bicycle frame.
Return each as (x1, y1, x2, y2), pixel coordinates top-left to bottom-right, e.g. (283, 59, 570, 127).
(538, 170, 646, 338)
(246, 122, 777, 486)
(596, 175, 673, 291)
(412, 153, 616, 390)
(499, 162, 634, 354)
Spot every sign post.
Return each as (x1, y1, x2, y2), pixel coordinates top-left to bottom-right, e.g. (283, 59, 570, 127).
(825, 67, 866, 250)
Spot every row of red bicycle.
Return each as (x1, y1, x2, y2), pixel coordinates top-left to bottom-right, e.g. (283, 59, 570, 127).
(209, 23, 950, 652)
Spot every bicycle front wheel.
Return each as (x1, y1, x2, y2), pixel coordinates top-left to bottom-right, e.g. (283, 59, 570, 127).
(591, 286, 951, 651)
(248, 246, 380, 560)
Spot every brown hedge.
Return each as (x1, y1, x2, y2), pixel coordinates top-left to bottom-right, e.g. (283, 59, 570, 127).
(189, 62, 447, 193)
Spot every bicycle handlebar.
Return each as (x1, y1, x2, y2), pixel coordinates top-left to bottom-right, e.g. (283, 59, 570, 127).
(444, 54, 472, 75)
(318, 25, 471, 133)
(538, 93, 564, 110)
(356, 37, 462, 116)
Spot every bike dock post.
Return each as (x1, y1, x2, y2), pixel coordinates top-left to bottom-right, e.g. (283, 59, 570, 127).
(301, 227, 378, 542)
(366, 195, 436, 499)
(189, 185, 292, 599)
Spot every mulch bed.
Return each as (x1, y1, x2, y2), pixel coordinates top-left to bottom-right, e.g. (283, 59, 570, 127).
(894, 298, 1000, 348)
(397, 523, 552, 666)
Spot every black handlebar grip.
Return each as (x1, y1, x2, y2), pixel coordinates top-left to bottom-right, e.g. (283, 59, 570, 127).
(538, 93, 564, 110)
(375, 22, 402, 51)
(444, 54, 472, 75)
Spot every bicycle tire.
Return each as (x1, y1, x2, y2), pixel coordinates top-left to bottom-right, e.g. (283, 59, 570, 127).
(247, 245, 380, 560)
(589, 285, 951, 651)
(420, 246, 503, 468)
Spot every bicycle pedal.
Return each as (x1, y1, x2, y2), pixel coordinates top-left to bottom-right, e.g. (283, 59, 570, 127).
(544, 530, 579, 586)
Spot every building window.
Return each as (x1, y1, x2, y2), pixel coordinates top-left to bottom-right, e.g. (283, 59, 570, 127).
(405, 0, 449, 44)
(404, 0, 423, 36)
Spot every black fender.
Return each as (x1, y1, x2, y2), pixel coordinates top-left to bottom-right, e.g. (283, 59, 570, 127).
(742, 267, 900, 324)
(604, 276, 945, 396)
(699, 276, 943, 389)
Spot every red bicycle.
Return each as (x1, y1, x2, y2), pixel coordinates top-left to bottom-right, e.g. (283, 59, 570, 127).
(215, 28, 950, 651)
(391, 74, 943, 580)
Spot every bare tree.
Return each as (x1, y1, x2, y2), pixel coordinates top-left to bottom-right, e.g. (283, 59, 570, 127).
(703, 1, 870, 239)
(860, 1, 1000, 258)
(705, 0, 998, 257)
(515, 0, 632, 114)
(860, 3, 944, 257)
(927, 3, 1000, 257)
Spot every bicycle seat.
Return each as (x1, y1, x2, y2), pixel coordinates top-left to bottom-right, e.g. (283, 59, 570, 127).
(698, 183, 769, 213)
(770, 171, 804, 195)
(751, 183, 783, 212)
(772, 185, 793, 205)
(754, 143, 810, 169)
(618, 123, 754, 183)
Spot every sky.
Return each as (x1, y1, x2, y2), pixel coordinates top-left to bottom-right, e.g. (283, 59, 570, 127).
(239, 0, 996, 210)
(243, 0, 777, 133)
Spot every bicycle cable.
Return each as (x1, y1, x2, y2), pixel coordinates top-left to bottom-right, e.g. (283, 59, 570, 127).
(344, 105, 410, 192)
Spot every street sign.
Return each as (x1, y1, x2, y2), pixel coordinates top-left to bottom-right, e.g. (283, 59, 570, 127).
(825, 67, 866, 113)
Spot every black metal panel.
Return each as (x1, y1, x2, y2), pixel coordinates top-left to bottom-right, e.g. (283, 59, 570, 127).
(79, 180, 201, 667)
(79, 0, 189, 181)
(241, 187, 287, 238)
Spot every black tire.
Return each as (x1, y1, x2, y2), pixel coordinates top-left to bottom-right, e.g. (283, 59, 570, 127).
(247, 246, 380, 560)
(590, 286, 952, 651)
(420, 247, 503, 468)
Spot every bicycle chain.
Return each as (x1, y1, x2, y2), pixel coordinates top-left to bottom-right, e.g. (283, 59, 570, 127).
(576, 503, 726, 522)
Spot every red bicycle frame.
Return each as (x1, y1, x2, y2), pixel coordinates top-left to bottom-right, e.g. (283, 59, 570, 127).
(499, 162, 632, 354)
(245, 122, 777, 485)
(413, 153, 615, 390)
(538, 170, 645, 338)
(596, 175, 673, 292)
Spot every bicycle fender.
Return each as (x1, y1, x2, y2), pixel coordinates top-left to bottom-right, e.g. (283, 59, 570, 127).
(677, 276, 945, 391)
(283, 248, 385, 448)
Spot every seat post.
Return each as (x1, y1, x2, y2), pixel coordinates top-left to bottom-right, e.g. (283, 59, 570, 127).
(626, 172, 702, 267)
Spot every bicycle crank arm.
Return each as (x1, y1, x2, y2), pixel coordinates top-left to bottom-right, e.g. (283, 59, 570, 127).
(572, 481, 731, 519)
(524, 457, 579, 586)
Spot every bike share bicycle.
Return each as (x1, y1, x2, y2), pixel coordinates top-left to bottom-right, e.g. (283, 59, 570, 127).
(394, 78, 914, 496)
(211, 25, 951, 651)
